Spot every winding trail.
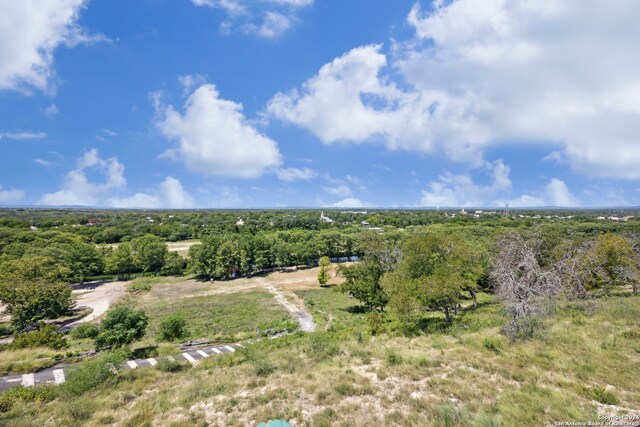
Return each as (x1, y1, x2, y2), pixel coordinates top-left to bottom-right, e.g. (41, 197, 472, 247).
(265, 283, 316, 332)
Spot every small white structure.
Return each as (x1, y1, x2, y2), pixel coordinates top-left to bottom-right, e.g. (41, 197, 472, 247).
(236, 218, 245, 226)
(320, 211, 334, 223)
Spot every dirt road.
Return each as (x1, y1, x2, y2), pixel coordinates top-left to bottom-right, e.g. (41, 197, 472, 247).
(65, 281, 127, 328)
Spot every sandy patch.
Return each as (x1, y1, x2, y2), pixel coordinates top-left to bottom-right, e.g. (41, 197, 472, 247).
(67, 281, 128, 326)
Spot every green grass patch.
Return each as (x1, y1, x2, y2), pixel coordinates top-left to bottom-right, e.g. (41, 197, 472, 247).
(296, 287, 368, 333)
(123, 289, 296, 343)
(0, 348, 59, 375)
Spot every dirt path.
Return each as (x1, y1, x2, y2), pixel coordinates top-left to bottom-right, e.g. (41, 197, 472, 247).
(64, 281, 128, 328)
(264, 282, 316, 332)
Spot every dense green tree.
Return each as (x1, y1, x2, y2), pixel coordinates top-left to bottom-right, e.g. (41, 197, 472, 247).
(131, 235, 167, 275)
(106, 242, 136, 280)
(95, 307, 148, 350)
(0, 279, 72, 330)
(338, 261, 387, 311)
(62, 242, 104, 283)
(384, 233, 484, 325)
(571, 233, 640, 295)
(0, 255, 70, 283)
(317, 256, 331, 286)
(0, 255, 73, 330)
(161, 252, 187, 276)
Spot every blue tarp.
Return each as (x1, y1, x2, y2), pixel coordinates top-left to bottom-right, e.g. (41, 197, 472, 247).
(256, 420, 293, 427)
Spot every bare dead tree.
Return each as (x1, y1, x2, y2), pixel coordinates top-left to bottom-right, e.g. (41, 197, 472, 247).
(358, 231, 402, 272)
(490, 232, 563, 340)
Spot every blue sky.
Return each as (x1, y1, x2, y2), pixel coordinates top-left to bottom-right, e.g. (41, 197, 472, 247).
(1, 0, 639, 208)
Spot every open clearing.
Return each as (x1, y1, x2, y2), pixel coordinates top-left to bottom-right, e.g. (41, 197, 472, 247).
(119, 266, 335, 342)
(68, 281, 128, 326)
(102, 240, 200, 258)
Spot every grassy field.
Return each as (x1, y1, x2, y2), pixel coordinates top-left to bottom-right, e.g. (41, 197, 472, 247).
(119, 276, 298, 344)
(1, 284, 638, 426)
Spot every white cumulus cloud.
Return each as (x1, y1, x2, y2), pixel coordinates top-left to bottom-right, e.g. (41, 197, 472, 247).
(420, 160, 511, 207)
(330, 198, 371, 208)
(245, 11, 290, 38)
(419, 159, 580, 207)
(39, 149, 126, 206)
(0, 0, 106, 92)
(108, 177, 195, 209)
(267, 44, 488, 162)
(269, 1, 640, 179)
(155, 84, 282, 178)
(191, 0, 311, 38)
(401, 0, 640, 178)
(275, 167, 316, 182)
(0, 186, 25, 204)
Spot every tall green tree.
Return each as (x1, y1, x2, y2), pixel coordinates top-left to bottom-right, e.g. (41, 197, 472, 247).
(338, 261, 387, 311)
(131, 235, 167, 275)
(572, 233, 640, 295)
(62, 242, 104, 283)
(0, 256, 73, 330)
(317, 256, 332, 286)
(106, 242, 136, 280)
(384, 233, 484, 325)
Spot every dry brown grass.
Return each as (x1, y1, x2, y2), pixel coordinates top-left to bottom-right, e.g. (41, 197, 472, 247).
(2, 278, 639, 426)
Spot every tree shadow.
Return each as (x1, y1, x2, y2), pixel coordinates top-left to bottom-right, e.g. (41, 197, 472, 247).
(414, 317, 451, 334)
(343, 305, 368, 314)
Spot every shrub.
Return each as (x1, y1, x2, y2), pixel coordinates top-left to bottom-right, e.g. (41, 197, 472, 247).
(156, 358, 186, 373)
(61, 351, 125, 396)
(157, 315, 189, 342)
(575, 385, 619, 405)
(238, 347, 275, 377)
(69, 323, 99, 339)
(365, 311, 386, 336)
(95, 307, 148, 350)
(482, 336, 505, 354)
(433, 404, 469, 427)
(127, 281, 152, 293)
(502, 316, 546, 342)
(0, 385, 56, 413)
(305, 333, 340, 361)
(385, 349, 403, 365)
(10, 323, 67, 350)
(0, 324, 14, 336)
(131, 346, 158, 359)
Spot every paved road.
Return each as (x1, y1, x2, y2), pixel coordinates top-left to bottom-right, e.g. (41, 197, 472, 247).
(0, 342, 243, 393)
